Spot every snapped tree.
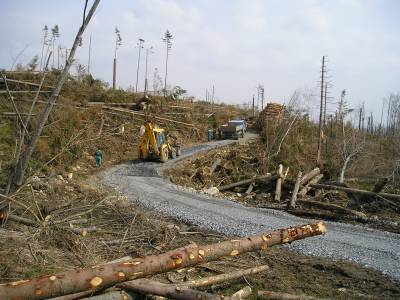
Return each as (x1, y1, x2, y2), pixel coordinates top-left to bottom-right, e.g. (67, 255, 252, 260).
(162, 29, 173, 98)
(6, 0, 101, 194)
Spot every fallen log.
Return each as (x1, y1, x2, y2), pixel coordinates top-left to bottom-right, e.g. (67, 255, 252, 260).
(310, 183, 400, 204)
(119, 280, 226, 300)
(300, 168, 320, 186)
(103, 106, 195, 127)
(245, 183, 254, 195)
(298, 174, 323, 197)
(218, 175, 275, 192)
(232, 286, 252, 300)
(297, 199, 366, 218)
(288, 171, 302, 209)
(179, 265, 269, 288)
(0, 223, 326, 300)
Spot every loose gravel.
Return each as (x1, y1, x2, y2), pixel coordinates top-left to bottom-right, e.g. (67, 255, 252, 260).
(100, 139, 400, 281)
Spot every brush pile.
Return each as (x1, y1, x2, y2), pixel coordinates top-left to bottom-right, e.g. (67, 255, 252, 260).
(166, 141, 400, 233)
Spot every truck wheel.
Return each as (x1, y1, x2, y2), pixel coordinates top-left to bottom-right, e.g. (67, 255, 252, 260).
(170, 148, 177, 159)
(160, 148, 169, 162)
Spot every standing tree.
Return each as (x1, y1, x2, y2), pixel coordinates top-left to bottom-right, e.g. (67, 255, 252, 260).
(336, 90, 364, 183)
(162, 30, 173, 98)
(152, 67, 162, 95)
(6, 0, 101, 194)
(28, 55, 39, 71)
(51, 25, 60, 68)
(39, 25, 49, 71)
(113, 27, 122, 89)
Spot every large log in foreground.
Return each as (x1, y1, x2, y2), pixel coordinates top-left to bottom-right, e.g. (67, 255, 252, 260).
(0, 223, 326, 300)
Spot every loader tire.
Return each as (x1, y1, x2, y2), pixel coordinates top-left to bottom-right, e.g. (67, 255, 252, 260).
(170, 148, 177, 159)
(160, 148, 169, 163)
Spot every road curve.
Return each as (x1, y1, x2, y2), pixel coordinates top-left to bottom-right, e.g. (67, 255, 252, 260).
(100, 140, 400, 281)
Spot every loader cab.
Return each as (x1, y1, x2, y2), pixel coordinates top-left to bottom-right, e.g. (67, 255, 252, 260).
(154, 128, 167, 149)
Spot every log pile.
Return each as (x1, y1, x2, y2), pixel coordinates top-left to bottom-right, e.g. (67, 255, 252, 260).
(256, 103, 287, 129)
(0, 222, 326, 300)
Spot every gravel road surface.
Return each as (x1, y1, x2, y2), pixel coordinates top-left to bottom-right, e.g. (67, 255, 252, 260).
(100, 139, 400, 281)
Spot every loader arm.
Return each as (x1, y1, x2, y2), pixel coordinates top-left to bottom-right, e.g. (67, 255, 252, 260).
(145, 121, 160, 155)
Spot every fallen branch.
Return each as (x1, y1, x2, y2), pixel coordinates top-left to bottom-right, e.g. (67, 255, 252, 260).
(218, 175, 275, 192)
(179, 265, 269, 288)
(297, 199, 366, 218)
(119, 279, 226, 300)
(103, 106, 195, 127)
(310, 183, 400, 205)
(0, 223, 326, 299)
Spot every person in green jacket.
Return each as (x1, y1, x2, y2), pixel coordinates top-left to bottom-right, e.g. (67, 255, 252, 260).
(95, 149, 103, 167)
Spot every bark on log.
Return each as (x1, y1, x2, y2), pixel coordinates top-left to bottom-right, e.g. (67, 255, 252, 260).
(298, 175, 323, 197)
(218, 175, 274, 192)
(119, 280, 226, 300)
(258, 290, 323, 300)
(245, 183, 254, 195)
(310, 183, 400, 204)
(179, 265, 269, 288)
(0, 223, 326, 300)
(288, 171, 302, 209)
(297, 199, 366, 218)
(274, 164, 283, 202)
(300, 168, 320, 186)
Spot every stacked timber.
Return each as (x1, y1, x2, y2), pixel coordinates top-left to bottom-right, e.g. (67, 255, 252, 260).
(257, 102, 287, 128)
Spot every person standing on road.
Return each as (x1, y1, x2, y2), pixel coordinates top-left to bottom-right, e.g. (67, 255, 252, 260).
(95, 149, 103, 167)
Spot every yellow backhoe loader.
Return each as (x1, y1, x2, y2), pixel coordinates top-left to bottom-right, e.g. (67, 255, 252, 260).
(138, 121, 181, 162)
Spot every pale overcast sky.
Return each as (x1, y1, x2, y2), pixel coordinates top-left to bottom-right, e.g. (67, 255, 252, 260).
(1, 0, 399, 120)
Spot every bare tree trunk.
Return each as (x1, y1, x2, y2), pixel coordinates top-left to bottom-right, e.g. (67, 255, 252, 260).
(288, 171, 302, 209)
(6, 0, 100, 194)
(274, 164, 283, 202)
(0, 222, 326, 299)
(339, 152, 357, 183)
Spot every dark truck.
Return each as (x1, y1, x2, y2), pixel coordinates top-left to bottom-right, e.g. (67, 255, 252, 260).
(218, 119, 247, 140)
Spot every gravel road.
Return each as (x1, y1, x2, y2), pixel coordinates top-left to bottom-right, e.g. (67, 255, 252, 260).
(100, 139, 400, 281)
